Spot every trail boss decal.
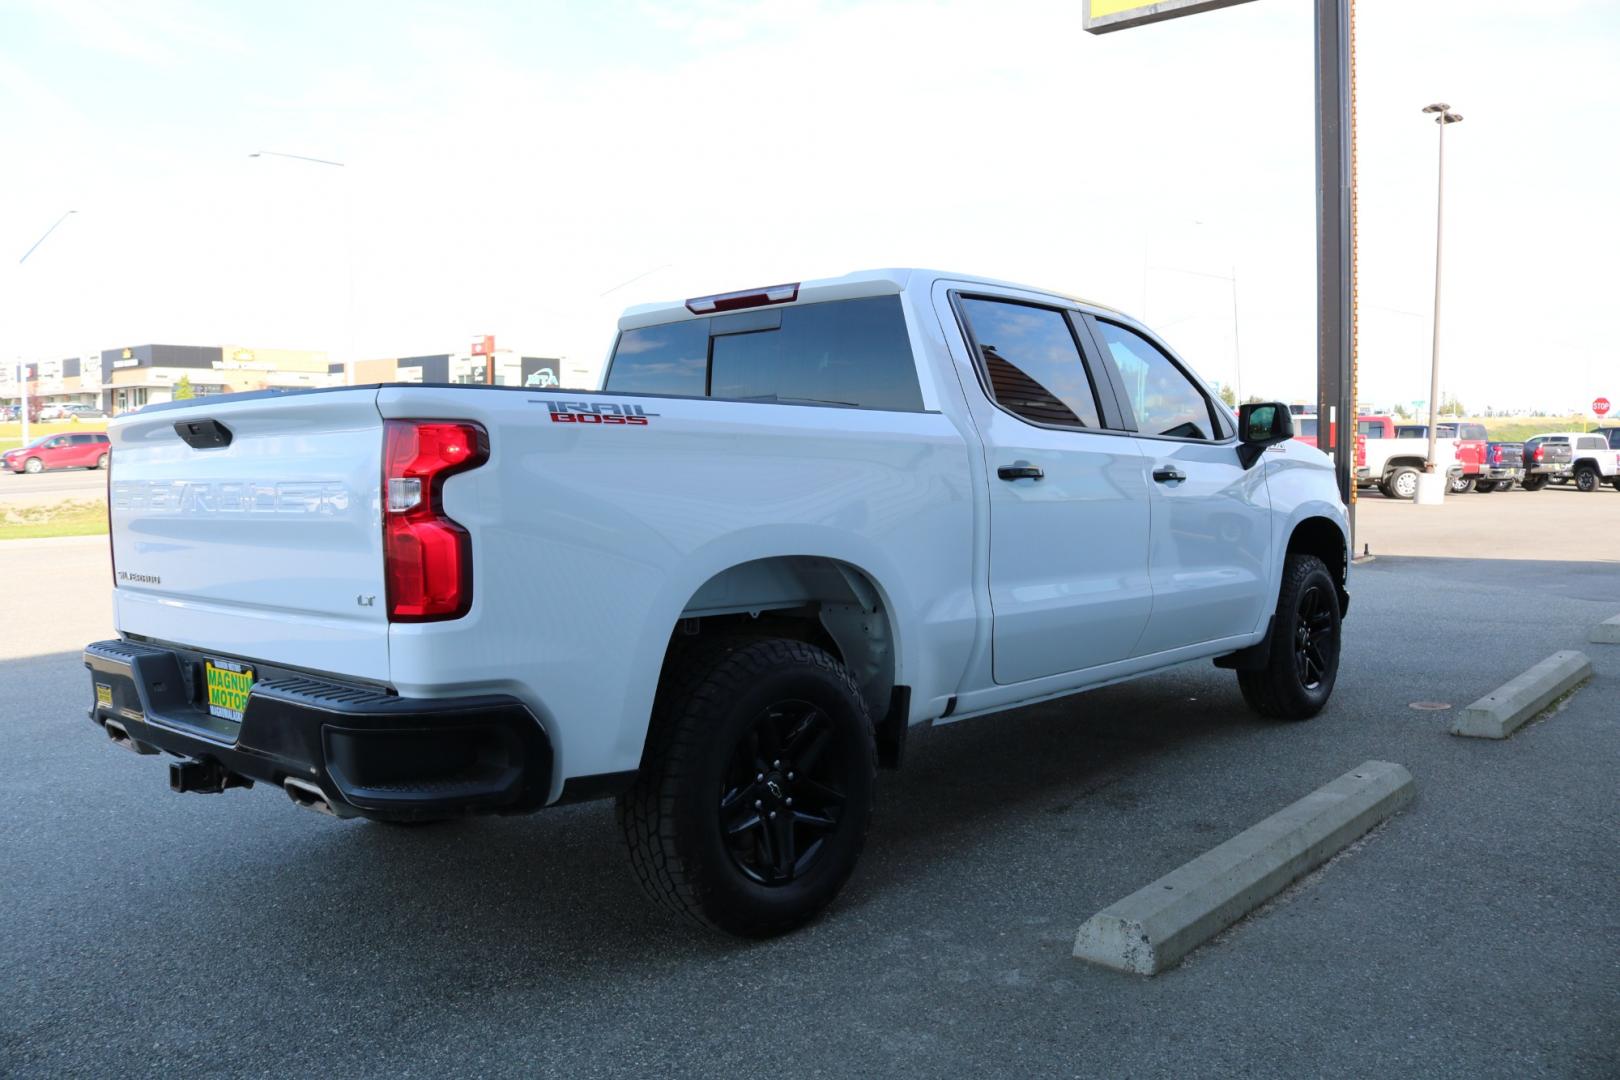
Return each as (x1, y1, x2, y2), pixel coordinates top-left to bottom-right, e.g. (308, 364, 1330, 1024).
(541, 401, 659, 426)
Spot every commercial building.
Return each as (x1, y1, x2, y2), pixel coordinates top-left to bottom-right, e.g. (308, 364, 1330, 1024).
(3, 344, 334, 415)
(341, 349, 568, 389)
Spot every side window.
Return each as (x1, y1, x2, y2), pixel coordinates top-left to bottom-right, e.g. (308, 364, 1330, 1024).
(71, 434, 95, 445)
(1463, 424, 1488, 440)
(709, 295, 922, 411)
(956, 297, 1103, 429)
(1578, 436, 1603, 450)
(46, 437, 67, 449)
(1095, 321, 1216, 440)
(604, 320, 709, 397)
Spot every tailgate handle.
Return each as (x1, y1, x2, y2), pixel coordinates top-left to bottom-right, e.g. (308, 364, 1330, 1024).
(174, 419, 233, 449)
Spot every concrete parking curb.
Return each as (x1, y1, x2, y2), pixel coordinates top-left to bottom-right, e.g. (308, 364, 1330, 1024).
(1449, 650, 1592, 739)
(1072, 760, 1414, 975)
(1591, 616, 1620, 645)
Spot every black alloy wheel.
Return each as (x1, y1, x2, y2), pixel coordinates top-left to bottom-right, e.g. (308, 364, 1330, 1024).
(1237, 552, 1342, 721)
(719, 700, 846, 886)
(1292, 581, 1335, 692)
(1575, 466, 1599, 493)
(618, 637, 875, 937)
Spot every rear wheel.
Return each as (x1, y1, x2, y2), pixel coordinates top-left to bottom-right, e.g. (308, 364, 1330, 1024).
(1497, 479, 1515, 492)
(1575, 466, 1599, 493)
(1386, 467, 1419, 500)
(96, 453, 109, 469)
(1237, 553, 1341, 722)
(23, 457, 43, 474)
(618, 638, 876, 937)
(1474, 480, 1497, 493)
(1449, 476, 1475, 494)
(1521, 474, 1548, 492)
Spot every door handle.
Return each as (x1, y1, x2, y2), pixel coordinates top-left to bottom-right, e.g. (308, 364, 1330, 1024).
(1152, 465, 1187, 484)
(997, 464, 1044, 481)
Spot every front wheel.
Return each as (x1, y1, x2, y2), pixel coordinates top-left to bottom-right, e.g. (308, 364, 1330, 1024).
(1237, 553, 1342, 721)
(1385, 467, 1419, 500)
(618, 638, 876, 937)
(1575, 466, 1599, 493)
(23, 457, 43, 474)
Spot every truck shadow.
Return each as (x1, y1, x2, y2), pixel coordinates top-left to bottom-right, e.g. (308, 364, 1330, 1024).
(9, 646, 1265, 999)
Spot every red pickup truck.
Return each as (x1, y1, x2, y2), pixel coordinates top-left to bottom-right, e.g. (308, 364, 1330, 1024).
(1391, 421, 1489, 493)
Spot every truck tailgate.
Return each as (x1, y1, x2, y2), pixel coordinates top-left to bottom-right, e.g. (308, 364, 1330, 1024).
(107, 390, 391, 683)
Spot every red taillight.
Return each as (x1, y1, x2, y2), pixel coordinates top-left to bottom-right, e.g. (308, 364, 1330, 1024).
(1534, 446, 1544, 462)
(382, 420, 488, 622)
(684, 282, 799, 314)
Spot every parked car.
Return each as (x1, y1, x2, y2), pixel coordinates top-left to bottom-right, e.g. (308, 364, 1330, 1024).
(62, 403, 108, 421)
(1393, 421, 1489, 492)
(1354, 417, 1464, 500)
(1525, 432, 1620, 492)
(1473, 442, 1524, 492)
(82, 268, 1350, 937)
(2, 431, 111, 473)
(1520, 436, 1574, 490)
(35, 403, 74, 422)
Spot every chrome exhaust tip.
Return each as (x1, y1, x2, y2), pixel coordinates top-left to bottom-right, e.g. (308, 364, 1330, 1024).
(283, 777, 336, 816)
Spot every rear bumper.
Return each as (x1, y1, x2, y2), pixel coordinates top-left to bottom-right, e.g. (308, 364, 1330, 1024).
(1482, 467, 1523, 480)
(83, 639, 553, 821)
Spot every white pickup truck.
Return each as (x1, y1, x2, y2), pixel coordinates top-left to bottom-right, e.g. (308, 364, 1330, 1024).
(84, 269, 1349, 936)
(1527, 431, 1620, 493)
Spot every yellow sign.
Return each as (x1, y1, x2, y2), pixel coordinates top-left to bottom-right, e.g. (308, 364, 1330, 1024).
(1085, 0, 1258, 34)
(121, 347, 133, 359)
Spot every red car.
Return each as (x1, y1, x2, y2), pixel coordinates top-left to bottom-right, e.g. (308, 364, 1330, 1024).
(3, 432, 111, 474)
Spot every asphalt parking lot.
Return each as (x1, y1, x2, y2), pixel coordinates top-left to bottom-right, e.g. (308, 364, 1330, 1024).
(3, 499, 1617, 1078)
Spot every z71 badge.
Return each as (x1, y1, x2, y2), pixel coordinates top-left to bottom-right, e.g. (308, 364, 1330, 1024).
(542, 401, 659, 426)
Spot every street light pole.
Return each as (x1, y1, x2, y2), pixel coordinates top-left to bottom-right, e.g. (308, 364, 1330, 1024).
(15, 210, 79, 447)
(1421, 103, 1463, 478)
(248, 151, 352, 370)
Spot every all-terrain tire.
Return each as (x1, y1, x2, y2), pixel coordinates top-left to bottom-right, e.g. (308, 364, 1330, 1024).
(1574, 466, 1599, 493)
(617, 637, 876, 938)
(1474, 480, 1497, 493)
(1521, 474, 1548, 492)
(1237, 553, 1341, 722)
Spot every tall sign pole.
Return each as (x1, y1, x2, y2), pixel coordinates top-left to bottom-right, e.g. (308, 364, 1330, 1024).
(1314, 0, 1355, 540)
(1085, 0, 1358, 544)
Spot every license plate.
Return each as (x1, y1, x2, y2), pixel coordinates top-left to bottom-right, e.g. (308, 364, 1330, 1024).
(95, 683, 113, 708)
(204, 659, 255, 722)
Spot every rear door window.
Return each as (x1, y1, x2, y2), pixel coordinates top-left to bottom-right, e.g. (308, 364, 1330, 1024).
(1462, 424, 1488, 440)
(955, 297, 1103, 428)
(1297, 418, 1318, 438)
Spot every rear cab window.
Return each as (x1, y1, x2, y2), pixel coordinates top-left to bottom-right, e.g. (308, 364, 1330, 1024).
(605, 295, 924, 412)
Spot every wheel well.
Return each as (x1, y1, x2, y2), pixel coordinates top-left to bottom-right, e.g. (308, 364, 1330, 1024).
(1384, 456, 1424, 471)
(658, 556, 906, 766)
(1287, 517, 1349, 615)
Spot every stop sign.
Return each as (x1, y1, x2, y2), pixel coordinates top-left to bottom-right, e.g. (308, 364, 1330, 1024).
(1596, 397, 1612, 417)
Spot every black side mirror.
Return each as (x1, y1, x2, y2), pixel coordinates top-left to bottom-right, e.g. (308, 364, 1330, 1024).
(1237, 402, 1294, 468)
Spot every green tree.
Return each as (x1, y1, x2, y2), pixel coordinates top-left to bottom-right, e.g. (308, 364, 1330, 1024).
(173, 375, 194, 401)
(1392, 403, 1411, 420)
(1218, 383, 1237, 408)
(1439, 394, 1464, 416)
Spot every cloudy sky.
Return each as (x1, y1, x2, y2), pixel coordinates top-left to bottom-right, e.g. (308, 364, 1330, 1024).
(2, 0, 1616, 411)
